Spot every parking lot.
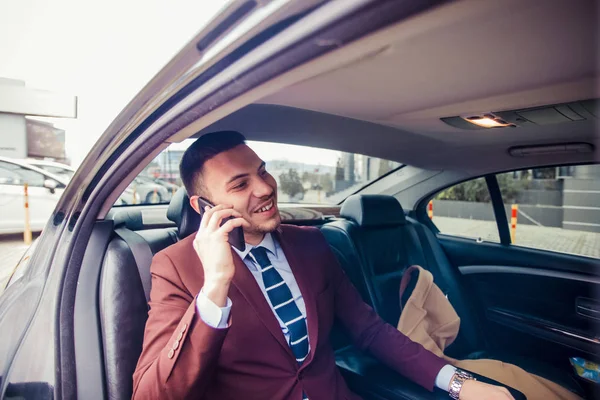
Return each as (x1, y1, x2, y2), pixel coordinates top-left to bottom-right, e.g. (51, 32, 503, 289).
(434, 216, 600, 259)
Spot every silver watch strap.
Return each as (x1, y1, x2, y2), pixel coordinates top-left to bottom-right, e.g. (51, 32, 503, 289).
(448, 369, 475, 399)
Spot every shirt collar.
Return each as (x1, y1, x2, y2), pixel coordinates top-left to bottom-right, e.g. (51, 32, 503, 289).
(232, 232, 278, 259)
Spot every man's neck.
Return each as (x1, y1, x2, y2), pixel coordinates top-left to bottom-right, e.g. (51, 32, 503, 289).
(244, 232, 266, 246)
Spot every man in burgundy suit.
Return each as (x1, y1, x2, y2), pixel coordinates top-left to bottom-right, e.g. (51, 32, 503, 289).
(132, 131, 513, 400)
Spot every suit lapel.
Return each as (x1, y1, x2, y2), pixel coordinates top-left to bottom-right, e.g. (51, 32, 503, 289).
(230, 249, 293, 357)
(276, 228, 319, 368)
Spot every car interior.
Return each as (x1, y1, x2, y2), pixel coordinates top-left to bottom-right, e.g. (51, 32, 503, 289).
(66, 1, 599, 399)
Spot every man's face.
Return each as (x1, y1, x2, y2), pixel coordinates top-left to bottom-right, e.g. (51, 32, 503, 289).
(197, 144, 281, 241)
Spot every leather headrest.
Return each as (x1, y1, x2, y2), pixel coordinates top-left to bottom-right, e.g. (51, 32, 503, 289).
(167, 188, 200, 239)
(340, 194, 407, 227)
(112, 209, 144, 231)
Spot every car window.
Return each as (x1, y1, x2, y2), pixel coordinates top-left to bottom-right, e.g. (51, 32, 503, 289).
(498, 165, 600, 259)
(0, 161, 45, 187)
(0, 162, 22, 185)
(114, 139, 401, 206)
(38, 165, 74, 179)
(430, 177, 500, 243)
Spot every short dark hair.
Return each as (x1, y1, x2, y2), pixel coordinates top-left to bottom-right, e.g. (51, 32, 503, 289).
(179, 131, 246, 196)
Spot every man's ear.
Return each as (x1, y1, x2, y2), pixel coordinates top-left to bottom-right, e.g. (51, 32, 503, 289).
(189, 195, 201, 214)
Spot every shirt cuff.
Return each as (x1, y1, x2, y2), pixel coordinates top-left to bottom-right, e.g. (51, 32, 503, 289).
(435, 364, 457, 391)
(196, 288, 232, 329)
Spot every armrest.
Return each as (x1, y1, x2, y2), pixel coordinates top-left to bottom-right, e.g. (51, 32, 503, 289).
(336, 346, 526, 400)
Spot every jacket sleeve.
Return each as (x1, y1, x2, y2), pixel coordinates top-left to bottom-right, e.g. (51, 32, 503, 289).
(317, 231, 447, 392)
(132, 251, 230, 400)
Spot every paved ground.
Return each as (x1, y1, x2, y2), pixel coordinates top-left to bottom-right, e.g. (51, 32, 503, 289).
(0, 233, 39, 293)
(433, 216, 600, 259)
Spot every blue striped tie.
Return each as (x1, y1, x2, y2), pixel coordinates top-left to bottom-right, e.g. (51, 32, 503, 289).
(249, 247, 309, 364)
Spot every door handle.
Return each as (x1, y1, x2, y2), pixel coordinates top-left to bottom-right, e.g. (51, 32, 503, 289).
(576, 298, 600, 321)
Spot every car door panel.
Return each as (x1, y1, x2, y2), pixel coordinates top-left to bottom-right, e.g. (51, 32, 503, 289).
(0, 184, 24, 234)
(438, 235, 600, 368)
(28, 187, 63, 231)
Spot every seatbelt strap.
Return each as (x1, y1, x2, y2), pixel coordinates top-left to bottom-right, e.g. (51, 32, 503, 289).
(405, 223, 429, 269)
(410, 223, 450, 296)
(115, 227, 153, 304)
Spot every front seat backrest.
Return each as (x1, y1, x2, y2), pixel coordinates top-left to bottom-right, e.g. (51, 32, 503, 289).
(322, 195, 425, 325)
(322, 194, 485, 355)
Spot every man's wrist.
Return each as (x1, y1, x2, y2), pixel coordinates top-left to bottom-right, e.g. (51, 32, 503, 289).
(435, 365, 457, 391)
(196, 289, 232, 328)
(203, 279, 231, 308)
(448, 369, 475, 399)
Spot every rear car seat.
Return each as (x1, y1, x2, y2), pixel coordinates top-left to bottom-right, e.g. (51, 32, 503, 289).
(321, 194, 583, 397)
(98, 188, 198, 400)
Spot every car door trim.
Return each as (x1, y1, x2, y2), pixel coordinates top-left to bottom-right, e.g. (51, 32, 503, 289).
(458, 265, 600, 284)
(487, 308, 600, 355)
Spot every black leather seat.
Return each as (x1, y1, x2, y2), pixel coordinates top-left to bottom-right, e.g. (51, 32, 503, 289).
(321, 194, 583, 398)
(165, 187, 201, 240)
(322, 195, 485, 356)
(98, 188, 197, 400)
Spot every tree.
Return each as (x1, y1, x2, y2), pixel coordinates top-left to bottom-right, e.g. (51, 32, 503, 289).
(436, 178, 490, 202)
(279, 168, 305, 200)
(436, 175, 527, 203)
(496, 173, 525, 203)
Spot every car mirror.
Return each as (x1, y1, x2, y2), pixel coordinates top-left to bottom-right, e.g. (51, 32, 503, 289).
(44, 179, 58, 194)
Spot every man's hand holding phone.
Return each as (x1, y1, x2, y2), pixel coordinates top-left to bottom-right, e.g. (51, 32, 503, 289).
(193, 204, 250, 307)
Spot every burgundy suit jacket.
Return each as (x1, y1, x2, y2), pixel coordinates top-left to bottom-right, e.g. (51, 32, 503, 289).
(132, 225, 446, 399)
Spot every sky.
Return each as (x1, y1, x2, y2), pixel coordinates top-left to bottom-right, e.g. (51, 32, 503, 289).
(0, 0, 347, 168)
(0, 0, 229, 166)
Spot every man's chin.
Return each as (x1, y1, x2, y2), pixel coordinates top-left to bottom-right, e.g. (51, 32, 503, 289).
(249, 213, 281, 234)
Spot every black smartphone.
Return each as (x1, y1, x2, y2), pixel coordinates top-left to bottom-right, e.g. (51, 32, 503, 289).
(196, 197, 245, 251)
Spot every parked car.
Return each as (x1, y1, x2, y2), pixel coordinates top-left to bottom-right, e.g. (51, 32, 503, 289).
(23, 158, 140, 206)
(0, 1, 597, 400)
(24, 158, 140, 205)
(116, 187, 140, 206)
(130, 176, 172, 204)
(0, 157, 139, 235)
(22, 159, 76, 182)
(0, 157, 67, 234)
(151, 177, 180, 194)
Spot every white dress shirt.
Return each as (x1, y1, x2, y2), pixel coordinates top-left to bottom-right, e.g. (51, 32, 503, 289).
(195, 233, 456, 392)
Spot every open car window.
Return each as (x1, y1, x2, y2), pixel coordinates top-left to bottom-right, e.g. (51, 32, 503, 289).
(430, 164, 600, 259)
(113, 139, 401, 206)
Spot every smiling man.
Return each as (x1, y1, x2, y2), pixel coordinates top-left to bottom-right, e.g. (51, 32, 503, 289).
(132, 131, 513, 400)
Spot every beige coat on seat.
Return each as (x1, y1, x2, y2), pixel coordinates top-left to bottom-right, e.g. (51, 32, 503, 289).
(396, 265, 582, 400)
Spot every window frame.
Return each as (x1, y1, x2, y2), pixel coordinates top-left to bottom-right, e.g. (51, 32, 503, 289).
(486, 174, 511, 245)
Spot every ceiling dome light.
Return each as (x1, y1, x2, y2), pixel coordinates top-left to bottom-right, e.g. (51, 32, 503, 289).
(464, 114, 515, 128)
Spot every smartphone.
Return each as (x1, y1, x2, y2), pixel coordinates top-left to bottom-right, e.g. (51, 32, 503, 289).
(196, 197, 245, 251)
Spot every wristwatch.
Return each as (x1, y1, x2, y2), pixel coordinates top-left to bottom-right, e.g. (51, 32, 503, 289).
(448, 368, 475, 399)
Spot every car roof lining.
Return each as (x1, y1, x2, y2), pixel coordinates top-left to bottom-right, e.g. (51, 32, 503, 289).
(193, 103, 597, 173)
(168, 0, 598, 174)
(260, 0, 597, 126)
(93, 0, 597, 221)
